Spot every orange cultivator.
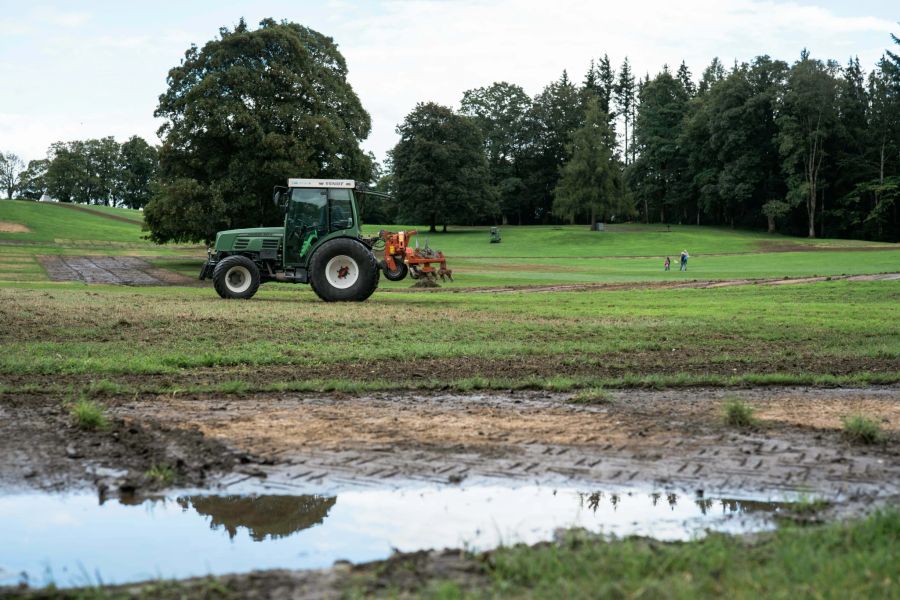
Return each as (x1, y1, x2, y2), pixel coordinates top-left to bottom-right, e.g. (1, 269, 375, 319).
(373, 230, 453, 282)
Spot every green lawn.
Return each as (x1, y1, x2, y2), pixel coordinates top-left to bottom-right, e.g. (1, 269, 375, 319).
(0, 200, 148, 243)
(408, 510, 899, 599)
(1, 201, 897, 286)
(0, 279, 896, 393)
(360, 223, 896, 257)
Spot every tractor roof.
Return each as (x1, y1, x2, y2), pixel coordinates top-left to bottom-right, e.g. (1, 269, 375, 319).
(288, 178, 355, 189)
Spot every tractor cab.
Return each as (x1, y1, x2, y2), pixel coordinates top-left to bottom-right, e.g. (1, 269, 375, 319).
(276, 179, 360, 266)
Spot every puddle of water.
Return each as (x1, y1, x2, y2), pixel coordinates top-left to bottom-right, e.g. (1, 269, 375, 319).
(1, 485, 789, 589)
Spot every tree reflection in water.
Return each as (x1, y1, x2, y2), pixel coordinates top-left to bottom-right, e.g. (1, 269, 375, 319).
(177, 494, 337, 541)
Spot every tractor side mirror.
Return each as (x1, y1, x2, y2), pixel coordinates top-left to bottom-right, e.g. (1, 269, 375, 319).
(272, 186, 289, 210)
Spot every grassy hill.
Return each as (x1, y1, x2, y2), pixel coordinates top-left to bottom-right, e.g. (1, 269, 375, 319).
(0, 200, 146, 244)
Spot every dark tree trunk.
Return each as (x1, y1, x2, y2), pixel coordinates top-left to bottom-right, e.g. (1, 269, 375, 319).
(429, 212, 436, 233)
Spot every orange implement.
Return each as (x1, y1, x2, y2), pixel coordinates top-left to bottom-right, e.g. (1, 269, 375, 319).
(379, 229, 452, 281)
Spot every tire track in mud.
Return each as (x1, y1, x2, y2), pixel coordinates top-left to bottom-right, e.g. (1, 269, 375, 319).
(38, 255, 196, 286)
(134, 386, 899, 500)
(383, 272, 900, 294)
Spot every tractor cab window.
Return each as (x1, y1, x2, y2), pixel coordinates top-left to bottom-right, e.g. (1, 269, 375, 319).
(290, 188, 328, 230)
(328, 189, 354, 231)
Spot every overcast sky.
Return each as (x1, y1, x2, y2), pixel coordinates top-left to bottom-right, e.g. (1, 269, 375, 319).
(0, 0, 896, 165)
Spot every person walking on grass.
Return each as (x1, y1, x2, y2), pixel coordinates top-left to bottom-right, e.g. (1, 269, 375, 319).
(664, 256, 671, 271)
(680, 250, 689, 271)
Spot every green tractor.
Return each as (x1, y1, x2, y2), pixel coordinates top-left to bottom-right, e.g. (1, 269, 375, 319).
(199, 179, 380, 302)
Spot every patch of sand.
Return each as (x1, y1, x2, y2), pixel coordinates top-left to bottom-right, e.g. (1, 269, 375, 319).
(0, 221, 30, 233)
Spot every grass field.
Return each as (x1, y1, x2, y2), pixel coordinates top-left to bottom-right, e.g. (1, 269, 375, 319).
(0, 278, 896, 394)
(2, 200, 897, 287)
(0, 199, 897, 598)
(0, 199, 897, 393)
(406, 509, 899, 599)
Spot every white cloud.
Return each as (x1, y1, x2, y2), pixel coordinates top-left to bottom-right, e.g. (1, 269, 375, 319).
(32, 7, 91, 29)
(341, 0, 895, 161)
(0, 0, 895, 165)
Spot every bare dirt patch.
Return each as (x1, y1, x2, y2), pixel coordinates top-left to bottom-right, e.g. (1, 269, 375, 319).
(384, 272, 900, 294)
(0, 221, 30, 233)
(118, 386, 900, 500)
(0, 395, 248, 495)
(38, 255, 197, 285)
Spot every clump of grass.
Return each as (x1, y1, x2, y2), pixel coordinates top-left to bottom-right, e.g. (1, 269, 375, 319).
(568, 388, 613, 405)
(789, 493, 831, 515)
(842, 415, 883, 444)
(722, 397, 756, 428)
(217, 380, 250, 394)
(85, 379, 124, 397)
(145, 464, 175, 485)
(70, 398, 109, 430)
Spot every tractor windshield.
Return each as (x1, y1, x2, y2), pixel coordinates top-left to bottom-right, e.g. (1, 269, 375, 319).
(289, 187, 354, 232)
(290, 188, 328, 229)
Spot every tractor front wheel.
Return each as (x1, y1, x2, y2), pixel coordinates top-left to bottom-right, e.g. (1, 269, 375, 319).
(380, 259, 409, 282)
(309, 238, 380, 302)
(212, 255, 261, 299)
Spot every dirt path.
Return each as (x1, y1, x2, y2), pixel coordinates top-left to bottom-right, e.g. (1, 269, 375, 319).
(38, 255, 196, 285)
(386, 272, 900, 294)
(121, 386, 899, 501)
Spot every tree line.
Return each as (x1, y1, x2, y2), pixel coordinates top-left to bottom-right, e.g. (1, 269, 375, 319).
(3, 18, 897, 243)
(0, 136, 158, 209)
(384, 36, 900, 240)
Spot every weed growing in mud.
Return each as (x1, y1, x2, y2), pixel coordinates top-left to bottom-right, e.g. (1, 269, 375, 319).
(722, 397, 756, 428)
(218, 380, 250, 394)
(85, 379, 124, 397)
(146, 464, 175, 485)
(786, 493, 831, 516)
(568, 388, 613, 405)
(842, 415, 883, 444)
(71, 398, 109, 430)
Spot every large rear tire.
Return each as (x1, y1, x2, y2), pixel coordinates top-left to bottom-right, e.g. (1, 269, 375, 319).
(212, 255, 261, 299)
(380, 259, 409, 282)
(309, 238, 380, 302)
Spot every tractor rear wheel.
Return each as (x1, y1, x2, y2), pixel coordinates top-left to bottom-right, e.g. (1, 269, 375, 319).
(213, 255, 261, 299)
(309, 238, 380, 302)
(380, 259, 409, 281)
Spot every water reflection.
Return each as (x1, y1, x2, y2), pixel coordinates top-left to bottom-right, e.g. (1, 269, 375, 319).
(1, 485, 791, 589)
(177, 495, 336, 541)
(580, 491, 788, 516)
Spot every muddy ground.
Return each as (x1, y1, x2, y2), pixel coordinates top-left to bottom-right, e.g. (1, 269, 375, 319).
(3, 386, 897, 499)
(38, 255, 197, 285)
(0, 395, 249, 495)
(1, 385, 897, 598)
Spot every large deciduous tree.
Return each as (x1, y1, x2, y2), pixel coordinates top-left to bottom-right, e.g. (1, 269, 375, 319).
(777, 52, 840, 238)
(391, 102, 494, 232)
(118, 136, 158, 209)
(460, 82, 532, 224)
(16, 159, 49, 200)
(553, 99, 630, 225)
(0, 152, 24, 199)
(145, 18, 372, 243)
